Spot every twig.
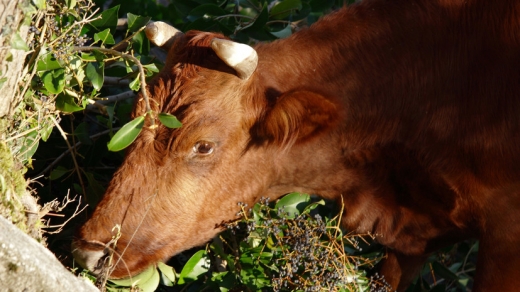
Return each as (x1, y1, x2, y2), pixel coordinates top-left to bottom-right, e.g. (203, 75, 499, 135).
(86, 91, 136, 112)
(44, 193, 88, 234)
(36, 127, 121, 177)
(73, 46, 154, 125)
(110, 25, 147, 52)
(50, 116, 86, 196)
(104, 76, 131, 86)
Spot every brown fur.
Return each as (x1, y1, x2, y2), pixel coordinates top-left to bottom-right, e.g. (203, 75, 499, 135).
(73, 0, 520, 291)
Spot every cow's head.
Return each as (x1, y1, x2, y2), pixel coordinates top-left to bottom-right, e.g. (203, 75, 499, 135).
(72, 22, 340, 278)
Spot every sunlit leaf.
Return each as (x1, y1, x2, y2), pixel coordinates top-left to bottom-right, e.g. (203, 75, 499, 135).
(86, 62, 104, 90)
(42, 68, 66, 94)
(93, 28, 115, 46)
(32, 0, 46, 9)
(107, 116, 144, 152)
(274, 192, 310, 218)
(158, 113, 182, 129)
(108, 265, 157, 288)
(10, 33, 30, 51)
(129, 74, 140, 91)
(66, 0, 76, 9)
(177, 250, 210, 285)
(157, 262, 177, 286)
(37, 52, 63, 71)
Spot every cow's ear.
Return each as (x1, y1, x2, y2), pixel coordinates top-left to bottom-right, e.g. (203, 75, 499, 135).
(252, 90, 340, 146)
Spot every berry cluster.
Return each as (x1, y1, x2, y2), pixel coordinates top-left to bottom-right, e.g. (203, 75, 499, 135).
(28, 0, 92, 61)
(226, 195, 383, 291)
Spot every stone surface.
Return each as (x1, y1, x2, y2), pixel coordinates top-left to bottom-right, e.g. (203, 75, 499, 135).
(0, 216, 98, 292)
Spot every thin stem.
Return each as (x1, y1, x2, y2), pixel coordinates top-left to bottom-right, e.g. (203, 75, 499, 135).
(36, 127, 121, 177)
(73, 46, 154, 125)
(50, 116, 86, 196)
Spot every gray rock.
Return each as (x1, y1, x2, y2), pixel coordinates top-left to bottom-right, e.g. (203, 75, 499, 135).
(0, 216, 98, 292)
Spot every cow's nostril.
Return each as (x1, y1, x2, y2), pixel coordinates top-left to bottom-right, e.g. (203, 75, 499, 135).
(71, 240, 109, 275)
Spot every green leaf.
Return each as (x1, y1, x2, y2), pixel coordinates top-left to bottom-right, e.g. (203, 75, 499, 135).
(107, 116, 144, 152)
(129, 74, 140, 91)
(56, 93, 83, 113)
(157, 262, 177, 286)
(90, 6, 119, 33)
(177, 250, 210, 285)
(10, 33, 30, 51)
(109, 265, 158, 288)
(74, 122, 92, 145)
(42, 68, 66, 94)
(131, 31, 150, 55)
(19, 130, 39, 163)
(37, 52, 63, 71)
(93, 28, 115, 46)
(301, 199, 325, 214)
(270, 0, 302, 20)
(40, 118, 54, 142)
(274, 192, 310, 218)
(86, 62, 104, 90)
(270, 24, 292, 39)
(49, 166, 69, 180)
(32, 0, 46, 10)
(242, 4, 269, 32)
(127, 13, 151, 32)
(66, 0, 76, 9)
(135, 267, 160, 292)
(187, 4, 227, 22)
(158, 113, 182, 128)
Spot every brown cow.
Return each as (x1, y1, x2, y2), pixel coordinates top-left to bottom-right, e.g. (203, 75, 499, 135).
(72, 0, 520, 290)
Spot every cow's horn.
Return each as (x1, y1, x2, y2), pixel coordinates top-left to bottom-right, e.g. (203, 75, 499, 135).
(145, 21, 183, 50)
(210, 38, 258, 80)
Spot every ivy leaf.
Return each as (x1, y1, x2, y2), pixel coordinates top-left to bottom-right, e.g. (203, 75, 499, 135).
(37, 52, 63, 71)
(186, 4, 227, 22)
(90, 5, 119, 33)
(32, 0, 46, 9)
(158, 113, 182, 129)
(270, 0, 302, 20)
(127, 13, 151, 32)
(157, 262, 177, 286)
(86, 62, 104, 90)
(10, 33, 30, 51)
(55, 93, 84, 113)
(274, 192, 310, 218)
(66, 0, 76, 9)
(129, 74, 140, 91)
(270, 24, 292, 39)
(42, 68, 66, 94)
(93, 28, 115, 46)
(131, 31, 150, 55)
(49, 166, 69, 181)
(107, 116, 144, 152)
(177, 250, 210, 285)
(108, 265, 158, 289)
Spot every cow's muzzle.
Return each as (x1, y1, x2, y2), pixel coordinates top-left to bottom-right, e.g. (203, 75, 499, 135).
(71, 239, 110, 276)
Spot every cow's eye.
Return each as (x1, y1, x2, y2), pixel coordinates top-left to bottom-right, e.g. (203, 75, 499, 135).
(193, 141, 215, 155)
